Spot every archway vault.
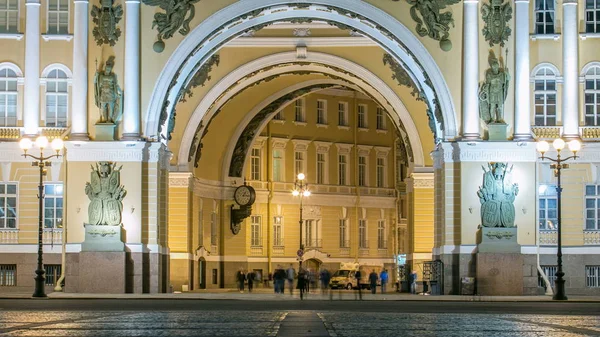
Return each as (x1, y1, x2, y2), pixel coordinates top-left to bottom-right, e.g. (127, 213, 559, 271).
(146, 0, 458, 144)
(178, 51, 426, 170)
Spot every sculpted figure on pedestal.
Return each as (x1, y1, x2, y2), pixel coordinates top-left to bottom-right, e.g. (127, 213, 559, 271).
(85, 162, 127, 226)
(477, 162, 519, 228)
(479, 52, 510, 124)
(93, 57, 123, 124)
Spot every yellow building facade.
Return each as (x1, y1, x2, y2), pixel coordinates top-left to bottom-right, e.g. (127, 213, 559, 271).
(0, 0, 598, 295)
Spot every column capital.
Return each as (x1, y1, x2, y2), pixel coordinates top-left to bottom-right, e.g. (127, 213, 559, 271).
(125, 0, 141, 3)
(73, 0, 89, 3)
(25, 0, 41, 5)
(464, 0, 480, 4)
(563, 0, 578, 5)
(514, 0, 530, 3)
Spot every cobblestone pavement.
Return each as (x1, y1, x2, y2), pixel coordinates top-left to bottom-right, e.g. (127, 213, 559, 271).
(1, 310, 599, 337)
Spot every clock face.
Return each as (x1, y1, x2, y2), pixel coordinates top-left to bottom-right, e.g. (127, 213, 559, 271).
(234, 186, 254, 206)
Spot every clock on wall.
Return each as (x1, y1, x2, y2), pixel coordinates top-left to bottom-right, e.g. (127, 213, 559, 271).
(230, 182, 256, 235)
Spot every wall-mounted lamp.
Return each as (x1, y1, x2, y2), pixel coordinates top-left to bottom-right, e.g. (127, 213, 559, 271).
(522, 207, 527, 214)
(76, 207, 81, 214)
(468, 206, 473, 214)
(131, 206, 135, 214)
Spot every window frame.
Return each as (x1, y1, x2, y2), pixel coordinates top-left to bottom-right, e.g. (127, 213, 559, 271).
(338, 101, 348, 126)
(46, 0, 69, 35)
(377, 219, 386, 249)
(585, 184, 600, 230)
(539, 184, 558, 230)
(534, 0, 555, 35)
(376, 107, 387, 130)
(358, 155, 368, 187)
(273, 148, 285, 182)
(586, 0, 600, 33)
(43, 183, 63, 229)
(316, 99, 327, 125)
(338, 154, 348, 186)
(44, 69, 69, 128)
(358, 219, 367, 248)
(586, 265, 600, 288)
(376, 157, 386, 188)
(0, 264, 16, 286)
(273, 216, 283, 247)
(294, 151, 306, 178)
(357, 104, 368, 129)
(533, 67, 557, 127)
(0, 67, 18, 127)
(44, 264, 61, 286)
(294, 98, 305, 123)
(339, 218, 349, 248)
(0, 0, 19, 33)
(250, 147, 261, 181)
(0, 182, 18, 229)
(210, 212, 217, 246)
(250, 215, 261, 247)
(585, 66, 600, 126)
(316, 152, 327, 185)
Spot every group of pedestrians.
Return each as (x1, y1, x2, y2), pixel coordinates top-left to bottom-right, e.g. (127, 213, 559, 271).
(235, 268, 261, 293)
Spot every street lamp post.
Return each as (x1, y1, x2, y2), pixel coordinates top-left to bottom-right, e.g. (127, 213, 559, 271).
(292, 173, 310, 271)
(19, 136, 64, 298)
(536, 138, 581, 301)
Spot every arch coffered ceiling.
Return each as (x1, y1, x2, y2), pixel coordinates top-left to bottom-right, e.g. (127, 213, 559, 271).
(177, 51, 426, 169)
(145, 0, 458, 144)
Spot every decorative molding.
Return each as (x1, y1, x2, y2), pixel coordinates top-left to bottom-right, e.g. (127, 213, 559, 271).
(254, 136, 267, 148)
(374, 146, 391, 158)
(226, 36, 376, 47)
(64, 141, 157, 162)
(293, 28, 311, 37)
(0, 33, 24, 40)
(302, 205, 322, 218)
(314, 141, 332, 154)
(529, 33, 560, 41)
(411, 172, 434, 189)
(41, 34, 74, 41)
(440, 141, 537, 163)
(292, 139, 311, 152)
(169, 172, 192, 187)
(357, 145, 373, 156)
(335, 143, 353, 155)
(272, 137, 290, 149)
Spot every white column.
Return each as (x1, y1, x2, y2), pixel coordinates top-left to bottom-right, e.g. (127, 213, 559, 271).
(70, 0, 89, 140)
(562, 0, 579, 139)
(122, 0, 141, 140)
(462, 0, 480, 139)
(23, 0, 41, 136)
(513, 0, 532, 140)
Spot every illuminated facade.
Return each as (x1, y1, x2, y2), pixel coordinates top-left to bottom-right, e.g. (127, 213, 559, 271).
(0, 0, 599, 295)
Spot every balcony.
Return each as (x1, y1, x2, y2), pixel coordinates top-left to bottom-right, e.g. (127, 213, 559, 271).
(0, 229, 18, 244)
(584, 230, 600, 245)
(250, 245, 263, 256)
(0, 127, 69, 141)
(581, 127, 600, 140)
(539, 230, 557, 245)
(43, 229, 62, 245)
(531, 126, 561, 140)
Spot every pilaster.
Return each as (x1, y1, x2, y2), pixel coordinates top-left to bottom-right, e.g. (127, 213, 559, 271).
(462, 0, 480, 139)
(122, 0, 142, 140)
(23, 0, 41, 136)
(70, 0, 90, 140)
(562, 0, 580, 139)
(513, 0, 532, 140)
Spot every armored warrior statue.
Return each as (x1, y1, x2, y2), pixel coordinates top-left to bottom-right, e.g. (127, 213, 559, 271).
(479, 53, 510, 124)
(93, 57, 123, 124)
(477, 163, 519, 228)
(85, 162, 127, 226)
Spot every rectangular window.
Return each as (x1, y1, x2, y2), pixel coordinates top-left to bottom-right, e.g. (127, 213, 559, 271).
(585, 67, 600, 126)
(295, 151, 305, 177)
(273, 111, 284, 120)
(377, 220, 386, 249)
(0, 183, 17, 229)
(0, 264, 16, 286)
(47, 0, 68, 35)
(357, 104, 367, 128)
(586, 265, 600, 287)
(317, 99, 327, 125)
(539, 184, 557, 230)
(317, 153, 326, 184)
(0, 0, 18, 33)
(338, 154, 347, 186)
(273, 216, 283, 246)
(538, 265, 557, 289)
(250, 148, 261, 181)
(212, 269, 218, 284)
(294, 98, 305, 122)
(586, 0, 600, 33)
(585, 185, 600, 230)
(359, 219, 367, 248)
(376, 107, 386, 130)
(44, 264, 61, 286)
(303, 220, 320, 248)
(251, 215, 261, 246)
(210, 212, 217, 246)
(376, 158, 385, 188)
(339, 219, 349, 248)
(358, 156, 367, 187)
(44, 183, 63, 229)
(338, 102, 348, 126)
(273, 149, 284, 182)
(45, 71, 68, 128)
(534, 77, 557, 127)
(534, 0, 555, 35)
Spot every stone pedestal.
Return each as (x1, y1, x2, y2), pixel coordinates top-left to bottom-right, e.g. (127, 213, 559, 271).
(487, 123, 508, 141)
(95, 123, 116, 141)
(82, 224, 125, 252)
(478, 227, 520, 253)
(79, 251, 126, 293)
(476, 253, 524, 295)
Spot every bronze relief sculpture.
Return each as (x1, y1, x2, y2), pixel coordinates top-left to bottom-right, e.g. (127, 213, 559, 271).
(400, 0, 461, 51)
(91, 0, 123, 46)
(481, 0, 512, 47)
(142, 0, 201, 52)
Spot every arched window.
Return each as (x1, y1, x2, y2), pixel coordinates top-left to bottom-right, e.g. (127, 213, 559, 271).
(0, 67, 17, 127)
(533, 67, 557, 126)
(45, 69, 68, 127)
(585, 66, 600, 126)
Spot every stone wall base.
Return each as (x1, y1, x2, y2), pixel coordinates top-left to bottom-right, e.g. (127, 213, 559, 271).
(79, 251, 126, 293)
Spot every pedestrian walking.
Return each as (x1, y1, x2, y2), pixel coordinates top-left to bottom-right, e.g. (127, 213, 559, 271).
(354, 269, 362, 300)
(410, 270, 418, 294)
(369, 269, 378, 294)
(380, 269, 389, 294)
(320, 268, 331, 295)
(236, 268, 245, 293)
(297, 267, 307, 300)
(286, 264, 296, 295)
(247, 270, 255, 293)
